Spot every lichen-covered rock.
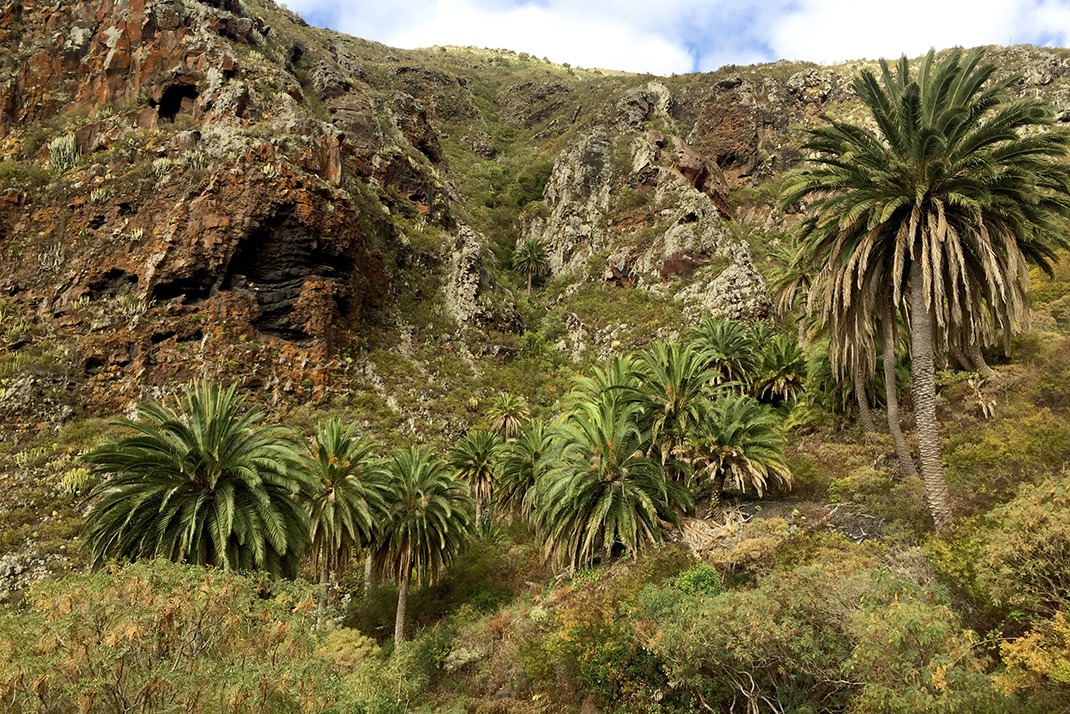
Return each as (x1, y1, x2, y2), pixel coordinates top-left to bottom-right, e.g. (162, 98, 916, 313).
(524, 128, 612, 276)
(616, 80, 673, 130)
(0, 548, 69, 603)
(443, 225, 520, 332)
(626, 168, 731, 278)
(679, 243, 769, 321)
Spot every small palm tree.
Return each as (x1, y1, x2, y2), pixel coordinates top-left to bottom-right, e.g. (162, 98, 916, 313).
(486, 393, 531, 440)
(688, 318, 758, 388)
(513, 237, 549, 294)
(754, 334, 807, 407)
(304, 418, 389, 623)
(685, 394, 791, 510)
(566, 354, 641, 410)
(375, 446, 474, 644)
(83, 382, 311, 579)
(633, 341, 715, 471)
(448, 429, 502, 524)
(535, 399, 691, 572)
(495, 419, 557, 521)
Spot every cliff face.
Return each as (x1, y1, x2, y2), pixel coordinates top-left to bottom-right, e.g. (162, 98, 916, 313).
(2, 0, 1070, 437)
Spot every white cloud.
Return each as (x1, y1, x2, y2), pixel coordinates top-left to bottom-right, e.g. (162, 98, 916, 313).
(282, 0, 1070, 73)
(351, 1, 696, 74)
(767, 0, 1067, 64)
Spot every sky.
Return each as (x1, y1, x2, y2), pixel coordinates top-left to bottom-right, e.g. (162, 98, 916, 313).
(280, 0, 1070, 75)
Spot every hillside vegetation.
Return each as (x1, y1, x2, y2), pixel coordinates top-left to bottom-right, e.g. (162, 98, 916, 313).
(2, 0, 1070, 711)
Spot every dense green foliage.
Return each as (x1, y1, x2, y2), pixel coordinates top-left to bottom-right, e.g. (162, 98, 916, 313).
(82, 382, 312, 578)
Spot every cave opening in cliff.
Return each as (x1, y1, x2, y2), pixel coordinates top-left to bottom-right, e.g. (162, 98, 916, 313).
(154, 83, 200, 122)
(223, 208, 354, 340)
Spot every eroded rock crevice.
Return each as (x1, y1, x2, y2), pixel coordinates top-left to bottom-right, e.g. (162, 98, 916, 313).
(223, 208, 355, 340)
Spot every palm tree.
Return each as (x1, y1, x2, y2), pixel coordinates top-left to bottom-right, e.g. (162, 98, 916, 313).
(375, 446, 474, 644)
(304, 418, 389, 623)
(566, 354, 641, 410)
(684, 394, 791, 511)
(448, 429, 502, 524)
(486, 393, 530, 440)
(496, 419, 557, 521)
(688, 318, 757, 388)
(513, 237, 549, 294)
(754, 333, 807, 408)
(783, 49, 1070, 529)
(83, 382, 311, 579)
(770, 244, 880, 435)
(534, 399, 690, 572)
(632, 341, 715, 472)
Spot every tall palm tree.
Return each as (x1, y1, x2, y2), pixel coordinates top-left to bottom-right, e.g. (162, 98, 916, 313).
(496, 419, 557, 521)
(684, 394, 792, 511)
(448, 429, 502, 524)
(513, 237, 549, 294)
(304, 418, 389, 623)
(767, 243, 873, 433)
(486, 393, 530, 440)
(783, 49, 1070, 529)
(534, 399, 690, 572)
(879, 299, 918, 478)
(375, 446, 474, 644)
(83, 382, 311, 579)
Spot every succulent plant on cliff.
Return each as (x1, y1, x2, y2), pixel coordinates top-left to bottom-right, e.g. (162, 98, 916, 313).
(782, 48, 1070, 530)
(82, 382, 312, 579)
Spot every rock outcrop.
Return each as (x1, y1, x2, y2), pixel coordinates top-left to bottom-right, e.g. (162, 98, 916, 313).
(524, 127, 612, 276)
(679, 244, 770, 321)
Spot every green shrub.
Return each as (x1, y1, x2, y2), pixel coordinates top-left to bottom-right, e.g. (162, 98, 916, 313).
(980, 476, 1070, 620)
(630, 553, 998, 714)
(674, 562, 722, 596)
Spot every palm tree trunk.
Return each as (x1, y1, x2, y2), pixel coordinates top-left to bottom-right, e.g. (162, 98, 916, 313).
(966, 341, 995, 379)
(949, 343, 972, 372)
(526, 272, 533, 295)
(394, 570, 410, 645)
(364, 553, 374, 595)
(853, 373, 877, 435)
(909, 262, 953, 531)
(882, 307, 917, 479)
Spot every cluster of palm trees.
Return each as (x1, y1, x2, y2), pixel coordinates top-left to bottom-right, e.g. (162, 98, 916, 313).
(780, 48, 1070, 530)
(82, 324, 797, 639)
(447, 321, 796, 572)
(83, 382, 474, 645)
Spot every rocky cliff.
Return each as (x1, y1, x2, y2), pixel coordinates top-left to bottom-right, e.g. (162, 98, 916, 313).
(3, 0, 1070, 568)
